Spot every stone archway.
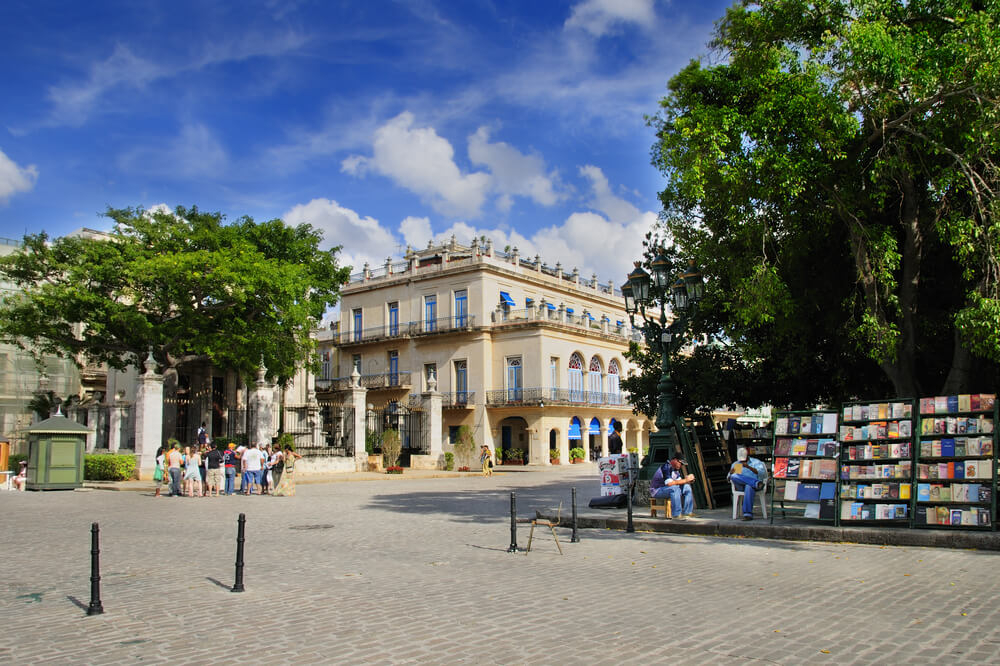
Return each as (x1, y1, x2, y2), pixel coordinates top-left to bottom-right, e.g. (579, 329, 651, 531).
(498, 416, 529, 464)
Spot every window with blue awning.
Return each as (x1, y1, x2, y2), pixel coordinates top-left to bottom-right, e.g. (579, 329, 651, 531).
(546, 302, 556, 311)
(568, 416, 582, 440)
(565, 307, 574, 314)
(589, 417, 601, 435)
(499, 291, 515, 307)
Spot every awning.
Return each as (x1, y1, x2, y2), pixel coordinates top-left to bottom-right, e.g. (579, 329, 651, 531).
(499, 291, 515, 307)
(586, 312, 595, 321)
(565, 307, 574, 314)
(589, 418, 601, 435)
(525, 297, 534, 305)
(616, 320, 623, 326)
(546, 302, 556, 311)
(568, 417, 582, 440)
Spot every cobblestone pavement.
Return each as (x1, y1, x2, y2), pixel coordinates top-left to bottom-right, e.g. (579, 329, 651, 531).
(2, 467, 1000, 664)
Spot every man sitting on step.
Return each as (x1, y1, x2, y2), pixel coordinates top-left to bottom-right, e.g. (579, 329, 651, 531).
(650, 455, 695, 518)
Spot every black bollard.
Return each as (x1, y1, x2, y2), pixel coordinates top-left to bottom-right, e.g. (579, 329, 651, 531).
(507, 491, 518, 553)
(571, 487, 580, 543)
(87, 522, 104, 616)
(231, 513, 246, 592)
(626, 477, 635, 533)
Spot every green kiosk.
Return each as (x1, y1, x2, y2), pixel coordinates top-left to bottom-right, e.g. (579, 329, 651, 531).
(24, 414, 91, 490)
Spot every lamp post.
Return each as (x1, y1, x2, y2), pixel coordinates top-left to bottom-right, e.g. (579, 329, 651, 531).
(624, 255, 704, 493)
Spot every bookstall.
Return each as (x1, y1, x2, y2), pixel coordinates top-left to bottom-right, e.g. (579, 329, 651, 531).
(914, 394, 997, 529)
(838, 400, 914, 525)
(770, 410, 839, 523)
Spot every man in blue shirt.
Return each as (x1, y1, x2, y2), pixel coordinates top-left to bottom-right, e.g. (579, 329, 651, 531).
(649, 456, 695, 518)
(728, 447, 768, 520)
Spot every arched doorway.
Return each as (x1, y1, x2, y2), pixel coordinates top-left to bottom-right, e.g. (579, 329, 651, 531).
(588, 417, 601, 460)
(568, 416, 583, 459)
(499, 416, 529, 464)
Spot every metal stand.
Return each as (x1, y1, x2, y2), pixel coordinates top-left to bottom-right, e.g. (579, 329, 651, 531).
(571, 487, 580, 542)
(87, 523, 104, 615)
(507, 492, 518, 553)
(231, 513, 246, 592)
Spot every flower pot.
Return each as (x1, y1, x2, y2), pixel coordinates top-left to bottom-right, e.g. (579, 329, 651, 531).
(571, 458, 584, 464)
(550, 459, 560, 465)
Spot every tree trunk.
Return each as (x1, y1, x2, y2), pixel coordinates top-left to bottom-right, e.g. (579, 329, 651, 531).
(941, 329, 974, 394)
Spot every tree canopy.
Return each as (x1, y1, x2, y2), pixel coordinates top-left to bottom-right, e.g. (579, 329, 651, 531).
(0, 206, 350, 383)
(644, 0, 1000, 410)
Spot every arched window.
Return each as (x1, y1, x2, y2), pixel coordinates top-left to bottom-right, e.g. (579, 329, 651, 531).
(568, 416, 582, 440)
(588, 356, 603, 402)
(568, 354, 584, 402)
(608, 359, 621, 405)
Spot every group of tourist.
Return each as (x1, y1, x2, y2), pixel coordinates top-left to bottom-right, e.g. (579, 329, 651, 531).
(153, 427, 302, 498)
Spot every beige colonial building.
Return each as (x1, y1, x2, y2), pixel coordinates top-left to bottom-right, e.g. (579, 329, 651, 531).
(326, 237, 654, 465)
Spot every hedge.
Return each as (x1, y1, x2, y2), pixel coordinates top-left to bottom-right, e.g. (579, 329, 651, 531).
(84, 453, 136, 481)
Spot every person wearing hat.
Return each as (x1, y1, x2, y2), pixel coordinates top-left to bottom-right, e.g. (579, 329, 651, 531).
(649, 454, 695, 518)
(222, 442, 239, 495)
(728, 446, 768, 520)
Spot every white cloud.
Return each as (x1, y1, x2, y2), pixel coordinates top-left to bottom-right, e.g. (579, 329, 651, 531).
(399, 216, 433, 248)
(282, 198, 398, 272)
(0, 148, 38, 203)
(467, 127, 562, 207)
(565, 0, 656, 37)
(341, 112, 491, 218)
(579, 164, 640, 222)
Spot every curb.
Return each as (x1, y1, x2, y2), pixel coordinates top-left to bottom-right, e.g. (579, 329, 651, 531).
(542, 512, 1000, 551)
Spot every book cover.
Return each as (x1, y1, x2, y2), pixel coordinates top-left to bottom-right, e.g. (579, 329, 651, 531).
(888, 421, 899, 438)
(841, 501, 853, 520)
(920, 397, 935, 415)
(947, 395, 959, 414)
(958, 394, 972, 412)
(921, 418, 935, 435)
(955, 439, 967, 456)
(803, 503, 820, 519)
(819, 498, 836, 520)
(941, 439, 955, 457)
(982, 417, 994, 434)
(821, 412, 838, 434)
(967, 417, 978, 434)
(784, 480, 800, 500)
(820, 482, 836, 500)
(928, 506, 940, 525)
(893, 504, 908, 519)
(916, 482, 930, 501)
(891, 402, 904, 419)
(978, 509, 991, 527)
(811, 417, 824, 434)
(946, 417, 957, 434)
(790, 417, 802, 434)
(979, 485, 992, 503)
(935, 396, 948, 414)
(981, 393, 996, 409)
(787, 459, 801, 478)
(952, 509, 966, 526)
(971, 394, 982, 411)
(772, 458, 788, 478)
(954, 461, 965, 479)
(938, 507, 951, 525)
(983, 439, 994, 456)
(928, 484, 941, 501)
(791, 440, 807, 456)
(798, 482, 822, 501)
(877, 403, 889, 419)
(805, 440, 818, 456)
(900, 483, 911, 500)
(915, 505, 927, 525)
(940, 485, 952, 501)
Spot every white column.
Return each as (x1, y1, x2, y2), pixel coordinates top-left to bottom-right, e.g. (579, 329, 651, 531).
(347, 369, 367, 470)
(86, 403, 99, 452)
(134, 353, 163, 479)
(421, 372, 443, 465)
(251, 365, 275, 447)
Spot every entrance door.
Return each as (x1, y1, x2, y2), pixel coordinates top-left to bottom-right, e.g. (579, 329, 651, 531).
(501, 425, 512, 459)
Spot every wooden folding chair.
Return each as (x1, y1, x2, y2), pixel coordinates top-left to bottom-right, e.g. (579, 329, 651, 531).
(526, 502, 563, 555)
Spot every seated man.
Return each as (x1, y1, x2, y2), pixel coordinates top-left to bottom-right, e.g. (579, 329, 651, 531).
(12, 461, 27, 491)
(728, 447, 768, 521)
(650, 455, 695, 518)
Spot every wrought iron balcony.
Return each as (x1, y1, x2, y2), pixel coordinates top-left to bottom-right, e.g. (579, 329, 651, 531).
(485, 387, 627, 407)
(325, 371, 412, 390)
(334, 315, 476, 346)
(407, 392, 475, 408)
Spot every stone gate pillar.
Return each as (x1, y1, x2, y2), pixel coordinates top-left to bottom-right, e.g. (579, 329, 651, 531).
(250, 365, 275, 446)
(418, 372, 443, 468)
(347, 368, 367, 470)
(134, 352, 163, 479)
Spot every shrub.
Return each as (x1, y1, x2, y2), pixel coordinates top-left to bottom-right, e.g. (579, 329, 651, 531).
(84, 453, 137, 481)
(276, 432, 295, 451)
(453, 425, 476, 469)
(506, 448, 525, 463)
(443, 452, 455, 471)
(549, 448, 560, 461)
(365, 430, 381, 455)
(8, 453, 27, 472)
(385, 465, 403, 474)
(569, 447, 586, 461)
(381, 429, 402, 467)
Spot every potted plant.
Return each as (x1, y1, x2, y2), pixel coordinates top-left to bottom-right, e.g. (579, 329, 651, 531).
(569, 447, 586, 463)
(443, 452, 455, 471)
(365, 431, 383, 472)
(506, 448, 525, 465)
(549, 448, 560, 465)
(385, 465, 403, 474)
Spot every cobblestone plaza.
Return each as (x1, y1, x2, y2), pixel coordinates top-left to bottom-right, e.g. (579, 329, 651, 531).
(2, 467, 999, 664)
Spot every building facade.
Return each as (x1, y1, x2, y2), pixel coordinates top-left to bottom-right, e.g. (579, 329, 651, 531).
(327, 237, 653, 465)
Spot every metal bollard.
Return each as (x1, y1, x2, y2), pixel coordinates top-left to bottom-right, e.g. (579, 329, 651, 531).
(626, 478, 635, 533)
(231, 513, 246, 592)
(507, 491, 518, 553)
(87, 523, 104, 615)
(571, 487, 580, 543)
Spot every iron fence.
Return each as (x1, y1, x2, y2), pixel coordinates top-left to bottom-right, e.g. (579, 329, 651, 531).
(366, 403, 425, 466)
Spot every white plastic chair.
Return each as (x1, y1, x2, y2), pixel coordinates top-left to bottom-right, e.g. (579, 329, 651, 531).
(731, 479, 768, 519)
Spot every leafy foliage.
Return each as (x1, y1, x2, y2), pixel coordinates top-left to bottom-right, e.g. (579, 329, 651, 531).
(84, 454, 136, 481)
(647, 0, 1000, 402)
(0, 206, 351, 383)
(381, 429, 402, 468)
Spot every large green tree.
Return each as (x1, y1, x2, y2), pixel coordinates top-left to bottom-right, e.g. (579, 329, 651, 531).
(647, 0, 1000, 407)
(0, 206, 350, 383)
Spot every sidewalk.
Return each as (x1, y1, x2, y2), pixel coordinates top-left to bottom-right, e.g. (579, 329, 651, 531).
(541, 501, 1000, 551)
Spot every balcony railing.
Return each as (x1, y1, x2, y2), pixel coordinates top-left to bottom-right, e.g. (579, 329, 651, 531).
(407, 392, 475, 409)
(334, 315, 476, 345)
(324, 371, 412, 390)
(485, 387, 627, 407)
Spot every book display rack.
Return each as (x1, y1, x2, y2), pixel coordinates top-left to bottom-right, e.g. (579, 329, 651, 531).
(838, 400, 914, 524)
(914, 394, 997, 529)
(770, 410, 840, 523)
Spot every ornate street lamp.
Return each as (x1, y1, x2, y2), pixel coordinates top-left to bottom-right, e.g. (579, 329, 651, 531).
(624, 253, 705, 501)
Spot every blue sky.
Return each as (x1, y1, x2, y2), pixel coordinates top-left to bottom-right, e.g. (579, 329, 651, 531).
(0, 0, 732, 285)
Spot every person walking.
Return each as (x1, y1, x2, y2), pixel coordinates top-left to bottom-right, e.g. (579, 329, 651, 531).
(480, 445, 494, 477)
(166, 442, 184, 497)
(183, 446, 203, 497)
(271, 445, 301, 496)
